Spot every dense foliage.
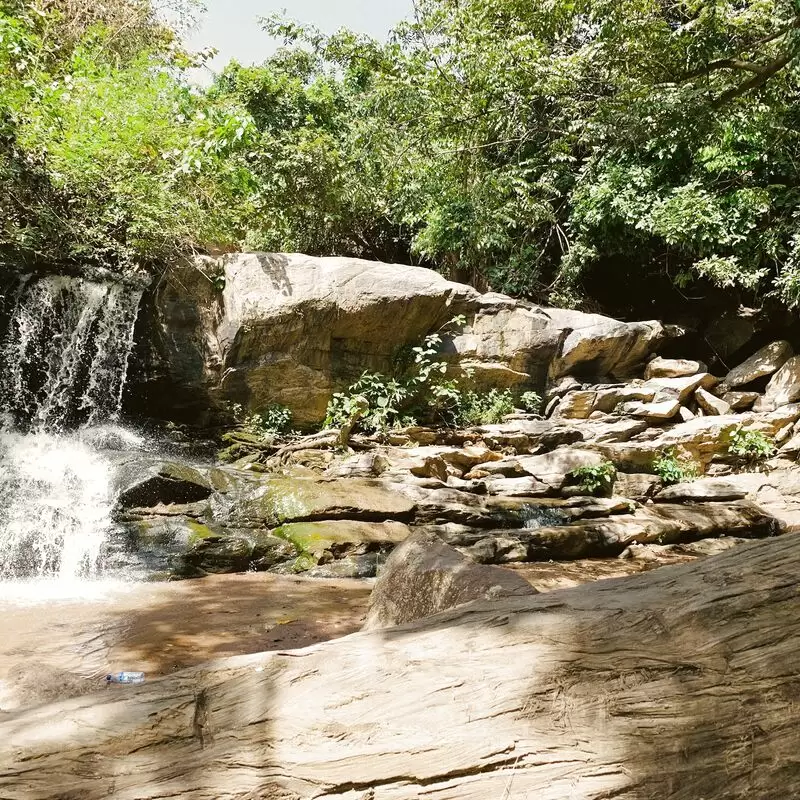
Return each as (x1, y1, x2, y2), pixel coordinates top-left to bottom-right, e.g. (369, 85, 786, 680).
(3, 0, 800, 311)
(0, 0, 250, 274)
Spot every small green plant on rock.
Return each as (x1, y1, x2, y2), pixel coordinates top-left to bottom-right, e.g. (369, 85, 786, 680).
(240, 404, 293, 436)
(323, 317, 537, 433)
(653, 448, 699, 485)
(727, 426, 776, 467)
(458, 388, 516, 426)
(519, 391, 542, 414)
(569, 461, 617, 496)
(324, 317, 466, 432)
(325, 372, 409, 433)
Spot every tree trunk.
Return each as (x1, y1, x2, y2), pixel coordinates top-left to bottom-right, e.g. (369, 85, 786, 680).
(4, 534, 800, 799)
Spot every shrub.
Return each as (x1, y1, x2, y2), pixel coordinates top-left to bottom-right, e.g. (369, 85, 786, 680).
(727, 426, 776, 466)
(324, 317, 465, 432)
(325, 372, 409, 432)
(242, 404, 293, 436)
(653, 449, 699, 485)
(519, 391, 542, 414)
(569, 461, 617, 496)
(457, 388, 515, 426)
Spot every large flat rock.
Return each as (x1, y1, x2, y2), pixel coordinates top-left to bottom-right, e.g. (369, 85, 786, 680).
(129, 254, 676, 426)
(226, 477, 416, 527)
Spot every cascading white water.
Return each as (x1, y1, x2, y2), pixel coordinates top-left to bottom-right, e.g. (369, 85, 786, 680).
(0, 276, 141, 430)
(0, 431, 113, 579)
(0, 275, 142, 583)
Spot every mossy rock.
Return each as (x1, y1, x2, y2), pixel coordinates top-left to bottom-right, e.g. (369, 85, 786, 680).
(250, 533, 297, 570)
(291, 553, 320, 574)
(117, 462, 213, 508)
(222, 430, 271, 446)
(179, 534, 253, 575)
(273, 520, 410, 558)
(186, 520, 219, 545)
(234, 478, 415, 528)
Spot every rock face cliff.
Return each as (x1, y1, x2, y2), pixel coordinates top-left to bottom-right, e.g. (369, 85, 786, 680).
(127, 254, 671, 426)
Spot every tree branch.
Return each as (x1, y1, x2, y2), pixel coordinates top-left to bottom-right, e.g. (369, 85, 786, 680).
(712, 50, 798, 108)
(682, 58, 766, 82)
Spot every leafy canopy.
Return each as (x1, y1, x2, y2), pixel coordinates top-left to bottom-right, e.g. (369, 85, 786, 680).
(4, 0, 800, 317)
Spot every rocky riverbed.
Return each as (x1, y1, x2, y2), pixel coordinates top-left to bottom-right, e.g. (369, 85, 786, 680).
(7, 257, 800, 724)
(0, 539, 736, 714)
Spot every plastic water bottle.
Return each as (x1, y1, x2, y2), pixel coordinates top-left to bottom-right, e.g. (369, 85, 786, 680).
(106, 671, 145, 685)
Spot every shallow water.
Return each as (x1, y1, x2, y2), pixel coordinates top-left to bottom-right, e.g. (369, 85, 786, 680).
(0, 572, 373, 712)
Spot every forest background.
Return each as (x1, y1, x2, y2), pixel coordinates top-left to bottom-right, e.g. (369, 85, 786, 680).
(2, 0, 800, 317)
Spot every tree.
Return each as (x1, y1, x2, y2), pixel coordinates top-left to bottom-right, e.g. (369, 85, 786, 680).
(0, 0, 251, 276)
(253, 0, 800, 308)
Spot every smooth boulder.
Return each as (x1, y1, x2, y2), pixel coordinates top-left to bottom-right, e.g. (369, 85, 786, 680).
(130, 253, 678, 426)
(6, 535, 800, 799)
(644, 357, 705, 379)
(754, 355, 800, 412)
(117, 462, 213, 508)
(363, 529, 537, 630)
(719, 339, 793, 392)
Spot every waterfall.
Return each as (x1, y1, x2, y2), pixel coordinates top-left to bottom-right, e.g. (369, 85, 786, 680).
(0, 276, 141, 431)
(0, 275, 142, 581)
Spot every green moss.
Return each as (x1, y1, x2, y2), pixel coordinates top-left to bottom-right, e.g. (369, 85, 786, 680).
(260, 481, 327, 525)
(186, 520, 218, 545)
(291, 553, 319, 573)
(273, 522, 334, 557)
(245, 477, 414, 527)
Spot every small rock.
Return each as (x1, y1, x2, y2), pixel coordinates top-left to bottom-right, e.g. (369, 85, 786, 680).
(250, 534, 298, 570)
(306, 553, 385, 579)
(552, 390, 596, 419)
(620, 399, 681, 421)
(326, 452, 389, 479)
(363, 530, 537, 630)
(445, 476, 488, 494)
(754, 355, 800, 412)
(722, 391, 760, 411)
(779, 432, 800, 455)
(466, 458, 524, 478)
(410, 456, 449, 482)
(544, 396, 561, 418)
(614, 473, 661, 500)
(180, 534, 254, 575)
(644, 374, 717, 403)
(440, 445, 505, 472)
(644, 357, 706, 380)
(482, 476, 551, 497)
(695, 387, 731, 416)
(775, 423, 794, 445)
(579, 418, 649, 444)
(719, 340, 793, 393)
(516, 449, 607, 488)
(117, 462, 213, 509)
(593, 386, 656, 413)
(459, 537, 527, 564)
(656, 479, 748, 503)
(677, 406, 696, 422)
(545, 376, 581, 402)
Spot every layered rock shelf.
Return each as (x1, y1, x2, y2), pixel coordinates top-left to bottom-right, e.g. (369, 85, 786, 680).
(118, 256, 800, 586)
